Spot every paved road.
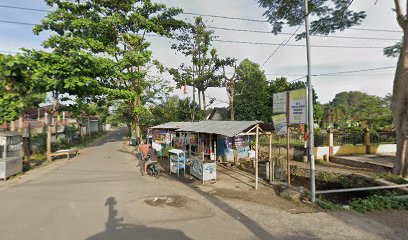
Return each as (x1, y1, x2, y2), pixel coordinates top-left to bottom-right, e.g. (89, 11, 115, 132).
(0, 128, 273, 240)
(1, 128, 407, 240)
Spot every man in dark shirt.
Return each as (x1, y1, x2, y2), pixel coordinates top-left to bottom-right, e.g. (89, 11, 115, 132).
(144, 146, 157, 174)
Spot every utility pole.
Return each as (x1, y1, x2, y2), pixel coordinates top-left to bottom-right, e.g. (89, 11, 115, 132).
(304, 0, 316, 202)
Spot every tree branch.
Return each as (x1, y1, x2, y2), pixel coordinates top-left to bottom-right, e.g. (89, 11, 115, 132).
(394, 0, 405, 28)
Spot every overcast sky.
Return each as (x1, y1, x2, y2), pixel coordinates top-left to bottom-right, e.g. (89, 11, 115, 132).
(0, 0, 402, 107)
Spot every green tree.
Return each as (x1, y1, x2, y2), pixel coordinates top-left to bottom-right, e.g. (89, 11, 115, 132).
(148, 96, 204, 125)
(258, 0, 408, 179)
(235, 59, 271, 122)
(34, 0, 187, 139)
(0, 53, 45, 127)
(171, 16, 221, 112)
(216, 57, 238, 120)
(322, 91, 392, 130)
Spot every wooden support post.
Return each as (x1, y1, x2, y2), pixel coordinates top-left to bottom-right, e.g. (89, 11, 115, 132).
(401, 137, 408, 177)
(255, 124, 259, 190)
(198, 133, 200, 154)
(327, 128, 334, 161)
(46, 112, 52, 162)
(269, 133, 273, 182)
(287, 126, 291, 187)
(364, 128, 371, 154)
(188, 133, 192, 156)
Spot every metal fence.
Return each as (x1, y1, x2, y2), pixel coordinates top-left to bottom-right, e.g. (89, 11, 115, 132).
(314, 133, 328, 147)
(263, 131, 396, 147)
(333, 132, 364, 145)
(370, 132, 396, 144)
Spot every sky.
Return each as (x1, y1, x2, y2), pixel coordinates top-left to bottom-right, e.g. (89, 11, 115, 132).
(0, 0, 402, 107)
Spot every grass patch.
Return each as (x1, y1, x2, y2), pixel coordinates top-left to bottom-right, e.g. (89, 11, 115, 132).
(376, 172, 408, 184)
(316, 197, 344, 210)
(22, 154, 49, 172)
(350, 194, 408, 212)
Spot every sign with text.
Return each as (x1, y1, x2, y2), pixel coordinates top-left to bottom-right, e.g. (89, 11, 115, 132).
(272, 114, 287, 135)
(273, 92, 287, 113)
(289, 88, 307, 124)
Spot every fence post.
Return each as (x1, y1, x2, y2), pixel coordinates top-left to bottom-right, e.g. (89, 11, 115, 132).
(327, 128, 334, 161)
(364, 128, 371, 154)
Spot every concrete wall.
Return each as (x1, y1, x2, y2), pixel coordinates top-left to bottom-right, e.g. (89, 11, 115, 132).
(314, 144, 397, 160)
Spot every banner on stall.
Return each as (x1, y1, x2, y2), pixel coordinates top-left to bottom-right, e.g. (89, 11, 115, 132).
(289, 88, 307, 124)
(272, 114, 288, 135)
(273, 92, 287, 113)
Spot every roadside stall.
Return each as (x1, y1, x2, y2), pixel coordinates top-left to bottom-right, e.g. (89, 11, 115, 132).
(176, 121, 274, 188)
(0, 131, 23, 180)
(149, 122, 190, 157)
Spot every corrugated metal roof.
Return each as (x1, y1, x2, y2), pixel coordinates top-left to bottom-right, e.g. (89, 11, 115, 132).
(176, 120, 266, 137)
(149, 121, 191, 130)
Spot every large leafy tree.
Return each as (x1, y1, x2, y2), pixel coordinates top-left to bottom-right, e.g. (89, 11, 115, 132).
(258, 0, 408, 176)
(323, 91, 392, 130)
(0, 53, 45, 127)
(148, 95, 203, 125)
(235, 59, 271, 122)
(171, 16, 221, 112)
(34, 0, 187, 138)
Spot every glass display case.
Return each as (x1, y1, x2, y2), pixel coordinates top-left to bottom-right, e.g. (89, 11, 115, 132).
(0, 131, 23, 180)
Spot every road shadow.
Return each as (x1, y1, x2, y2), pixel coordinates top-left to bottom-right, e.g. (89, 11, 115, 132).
(85, 197, 191, 240)
(157, 172, 319, 239)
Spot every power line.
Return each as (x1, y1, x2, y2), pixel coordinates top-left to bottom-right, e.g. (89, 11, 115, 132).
(0, 20, 388, 49)
(213, 39, 386, 49)
(0, 18, 397, 43)
(0, 4, 52, 13)
(261, 25, 301, 68)
(312, 66, 396, 77)
(183, 12, 266, 23)
(283, 66, 396, 82)
(208, 26, 400, 41)
(0, 4, 402, 33)
(183, 12, 401, 33)
(0, 20, 35, 26)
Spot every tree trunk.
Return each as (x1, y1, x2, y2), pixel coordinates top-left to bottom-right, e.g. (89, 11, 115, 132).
(202, 90, 207, 111)
(192, 87, 196, 121)
(46, 111, 52, 162)
(18, 109, 24, 133)
(198, 89, 202, 110)
(10, 121, 15, 131)
(230, 95, 235, 120)
(392, 27, 408, 177)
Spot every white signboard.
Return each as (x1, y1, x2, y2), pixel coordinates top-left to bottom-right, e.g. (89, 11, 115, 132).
(272, 114, 287, 135)
(289, 89, 308, 124)
(273, 92, 287, 113)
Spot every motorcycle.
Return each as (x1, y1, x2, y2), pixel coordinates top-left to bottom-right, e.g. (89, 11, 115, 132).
(143, 154, 161, 177)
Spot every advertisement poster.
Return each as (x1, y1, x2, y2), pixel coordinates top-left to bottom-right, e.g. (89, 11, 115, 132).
(289, 89, 307, 124)
(273, 92, 287, 113)
(272, 114, 287, 135)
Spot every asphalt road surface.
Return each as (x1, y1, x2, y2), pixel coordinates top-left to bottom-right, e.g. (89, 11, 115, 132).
(0, 128, 273, 240)
(1, 128, 407, 240)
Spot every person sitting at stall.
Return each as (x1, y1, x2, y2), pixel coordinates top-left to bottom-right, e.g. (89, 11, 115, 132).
(144, 145, 157, 175)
